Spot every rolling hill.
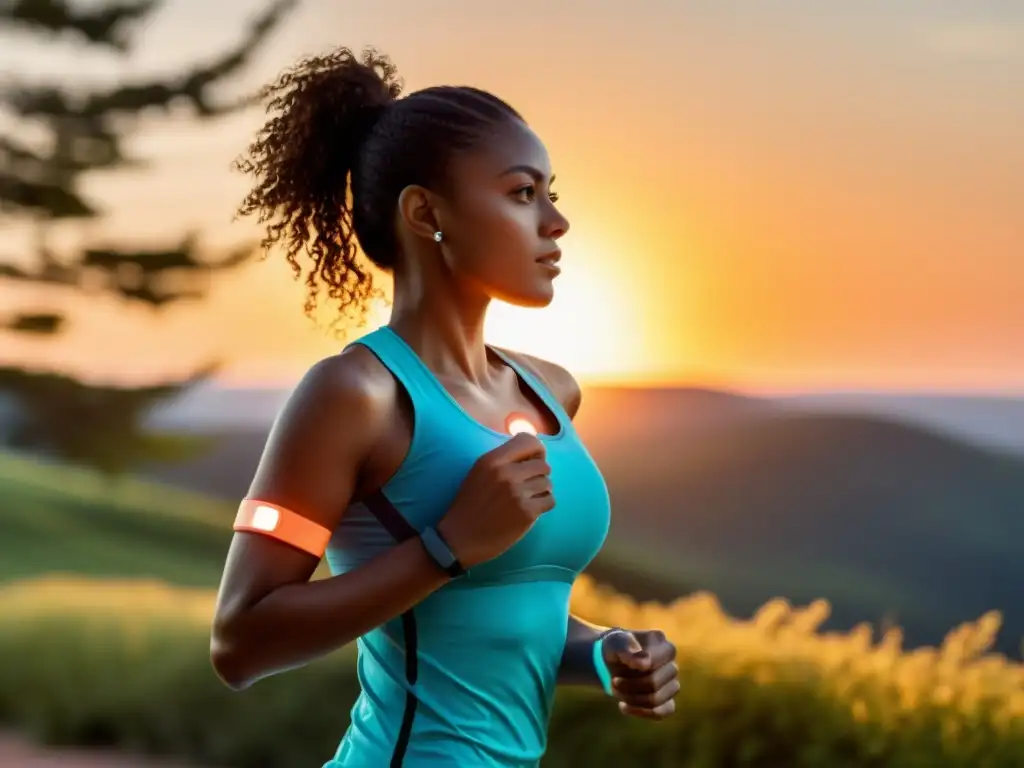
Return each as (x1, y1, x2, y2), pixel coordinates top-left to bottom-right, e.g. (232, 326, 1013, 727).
(5, 383, 1024, 656)
(139, 386, 1024, 656)
(0, 453, 231, 587)
(780, 392, 1024, 456)
(581, 409, 1024, 652)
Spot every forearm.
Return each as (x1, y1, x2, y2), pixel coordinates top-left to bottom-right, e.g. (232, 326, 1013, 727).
(212, 537, 450, 689)
(557, 614, 612, 686)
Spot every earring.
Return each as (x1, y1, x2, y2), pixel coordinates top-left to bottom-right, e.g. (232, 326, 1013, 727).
(433, 231, 443, 243)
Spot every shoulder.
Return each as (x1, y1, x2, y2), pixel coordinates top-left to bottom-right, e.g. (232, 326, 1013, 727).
(242, 342, 403, 533)
(496, 347, 582, 420)
(271, 343, 399, 448)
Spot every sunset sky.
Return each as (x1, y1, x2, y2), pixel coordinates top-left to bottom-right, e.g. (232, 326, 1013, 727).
(2, 0, 1022, 393)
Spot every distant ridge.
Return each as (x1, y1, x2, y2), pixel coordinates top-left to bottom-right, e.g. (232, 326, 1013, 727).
(147, 383, 1024, 456)
(583, 407, 1024, 654)
(779, 391, 1024, 456)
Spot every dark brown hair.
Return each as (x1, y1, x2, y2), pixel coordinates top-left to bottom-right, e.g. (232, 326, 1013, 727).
(234, 47, 522, 324)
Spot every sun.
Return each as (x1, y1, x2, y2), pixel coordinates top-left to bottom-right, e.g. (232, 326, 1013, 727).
(484, 244, 648, 382)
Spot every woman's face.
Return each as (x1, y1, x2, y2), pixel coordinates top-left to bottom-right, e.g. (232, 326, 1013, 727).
(435, 119, 570, 308)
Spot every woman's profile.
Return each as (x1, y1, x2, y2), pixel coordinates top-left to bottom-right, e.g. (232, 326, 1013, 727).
(210, 46, 680, 767)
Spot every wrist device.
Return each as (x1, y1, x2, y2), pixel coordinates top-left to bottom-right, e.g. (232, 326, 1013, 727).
(419, 526, 466, 578)
(593, 627, 627, 696)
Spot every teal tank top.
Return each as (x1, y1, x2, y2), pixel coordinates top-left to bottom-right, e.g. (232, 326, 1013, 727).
(322, 326, 611, 768)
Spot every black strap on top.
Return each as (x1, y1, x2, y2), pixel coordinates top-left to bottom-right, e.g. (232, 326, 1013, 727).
(360, 489, 420, 767)
(363, 489, 419, 542)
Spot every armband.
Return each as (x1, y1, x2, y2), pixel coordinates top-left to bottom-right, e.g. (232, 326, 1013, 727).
(233, 499, 332, 558)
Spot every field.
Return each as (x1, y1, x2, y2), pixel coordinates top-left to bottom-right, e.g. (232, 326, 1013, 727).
(4, 448, 1024, 765)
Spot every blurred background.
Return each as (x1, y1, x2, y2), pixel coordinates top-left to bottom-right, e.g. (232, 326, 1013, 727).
(1, 1, 1022, 766)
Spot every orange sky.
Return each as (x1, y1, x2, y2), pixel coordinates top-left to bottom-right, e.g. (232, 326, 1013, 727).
(2, 0, 1022, 392)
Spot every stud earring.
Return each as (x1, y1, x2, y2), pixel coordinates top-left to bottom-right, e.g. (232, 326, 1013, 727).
(433, 231, 443, 243)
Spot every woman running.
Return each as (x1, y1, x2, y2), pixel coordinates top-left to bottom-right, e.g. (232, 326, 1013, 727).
(210, 46, 680, 768)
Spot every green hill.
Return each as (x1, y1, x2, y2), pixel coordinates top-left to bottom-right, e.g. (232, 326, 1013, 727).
(0, 451, 692, 599)
(0, 452, 231, 587)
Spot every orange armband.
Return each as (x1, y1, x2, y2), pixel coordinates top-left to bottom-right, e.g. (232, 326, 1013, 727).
(233, 499, 332, 558)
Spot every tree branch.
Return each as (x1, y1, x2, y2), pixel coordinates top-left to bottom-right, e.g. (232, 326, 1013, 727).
(0, 237, 257, 308)
(0, 172, 98, 218)
(1, 312, 65, 334)
(0, 0, 160, 52)
(2, 0, 298, 121)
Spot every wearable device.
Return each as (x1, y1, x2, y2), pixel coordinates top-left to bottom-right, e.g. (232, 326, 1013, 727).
(593, 628, 627, 696)
(419, 526, 466, 578)
(505, 413, 538, 436)
(233, 499, 332, 558)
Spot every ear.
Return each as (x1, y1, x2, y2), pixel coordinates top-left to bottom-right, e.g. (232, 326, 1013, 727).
(397, 184, 442, 242)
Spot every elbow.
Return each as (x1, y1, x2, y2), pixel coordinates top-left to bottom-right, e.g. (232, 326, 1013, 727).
(210, 616, 255, 692)
(210, 645, 249, 692)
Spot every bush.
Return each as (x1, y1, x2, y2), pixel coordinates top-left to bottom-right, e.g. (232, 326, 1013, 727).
(1, 576, 1023, 767)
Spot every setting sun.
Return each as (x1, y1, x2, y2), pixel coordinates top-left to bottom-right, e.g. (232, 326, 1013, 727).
(485, 236, 656, 383)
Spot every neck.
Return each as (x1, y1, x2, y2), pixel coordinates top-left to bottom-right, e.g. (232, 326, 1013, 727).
(388, 268, 494, 385)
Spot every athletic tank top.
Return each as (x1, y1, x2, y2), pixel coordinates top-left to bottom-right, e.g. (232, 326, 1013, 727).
(322, 326, 611, 768)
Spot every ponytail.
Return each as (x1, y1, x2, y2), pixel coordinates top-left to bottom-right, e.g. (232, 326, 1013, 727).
(236, 46, 521, 326)
(234, 47, 401, 322)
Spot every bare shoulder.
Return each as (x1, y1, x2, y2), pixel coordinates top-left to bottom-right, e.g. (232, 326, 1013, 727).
(291, 343, 398, 417)
(496, 347, 583, 420)
(246, 343, 400, 525)
(270, 344, 397, 445)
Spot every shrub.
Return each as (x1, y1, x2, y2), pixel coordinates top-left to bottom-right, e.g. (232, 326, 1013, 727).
(1, 575, 1022, 767)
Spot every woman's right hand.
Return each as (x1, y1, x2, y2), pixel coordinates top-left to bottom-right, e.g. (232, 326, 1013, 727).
(438, 432, 554, 569)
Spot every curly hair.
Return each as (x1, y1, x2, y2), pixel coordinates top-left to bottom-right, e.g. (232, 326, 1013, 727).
(233, 46, 523, 326)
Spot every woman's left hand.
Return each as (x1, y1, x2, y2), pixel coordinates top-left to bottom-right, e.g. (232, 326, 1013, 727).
(602, 629, 680, 720)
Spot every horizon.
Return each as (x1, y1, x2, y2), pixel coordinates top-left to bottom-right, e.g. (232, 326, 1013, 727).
(197, 377, 1024, 399)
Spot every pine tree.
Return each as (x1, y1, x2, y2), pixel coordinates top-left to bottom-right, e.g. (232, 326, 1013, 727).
(0, 0, 296, 475)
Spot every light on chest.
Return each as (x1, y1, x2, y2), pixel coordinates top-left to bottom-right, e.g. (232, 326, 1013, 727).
(505, 413, 538, 436)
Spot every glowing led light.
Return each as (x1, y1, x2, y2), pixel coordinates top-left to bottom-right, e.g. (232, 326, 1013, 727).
(506, 414, 538, 436)
(251, 505, 280, 531)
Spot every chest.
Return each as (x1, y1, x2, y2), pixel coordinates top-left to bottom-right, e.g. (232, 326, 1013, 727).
(478, 436, 611, 581)
(385, 423, 611, 580)
(440, 381, 560, 438)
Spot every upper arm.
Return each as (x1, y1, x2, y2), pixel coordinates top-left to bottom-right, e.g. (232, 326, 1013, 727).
(213, 348, 393, 622)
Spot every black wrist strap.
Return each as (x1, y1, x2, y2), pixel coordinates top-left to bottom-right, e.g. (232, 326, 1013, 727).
(360, 490, 466, 578)
(419, 526, 466, 578)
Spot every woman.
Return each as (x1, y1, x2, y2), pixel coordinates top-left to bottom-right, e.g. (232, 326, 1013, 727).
(210, 46, 680, 767)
